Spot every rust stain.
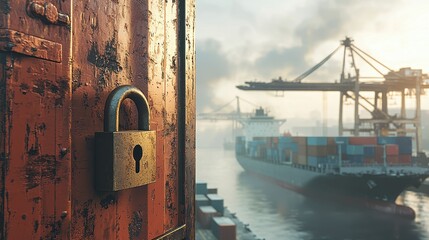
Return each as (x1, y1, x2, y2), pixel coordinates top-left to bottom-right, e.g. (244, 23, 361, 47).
(25, 123, 46, 157)
(128, 211, 143, 240)
(72, 68, 82, 92)
(78, 201, 95, 238)
(33, 220, 39, 233)
(99, 194, 117, 209)
(44, 219, 62, 239)
(31, 78, 69, 106)
(55, 78, 69, 106)
(165, 180, 176, 225)
(32, 79, 45, 96)
(87, 38, 123, 86)
(82, 92, 90, 108)
(19, 83, 29, 95)
(163, 122, 176, 137)
(25, 154, 57, 190)
(0, 0, 11, 14)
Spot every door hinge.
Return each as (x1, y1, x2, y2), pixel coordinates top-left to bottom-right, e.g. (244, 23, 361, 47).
(28, 2, 70, 26)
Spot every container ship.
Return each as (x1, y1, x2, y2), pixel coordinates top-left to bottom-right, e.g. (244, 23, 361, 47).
(235, 109, 429, 217)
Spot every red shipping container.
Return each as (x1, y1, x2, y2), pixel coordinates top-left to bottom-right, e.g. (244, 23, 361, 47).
(385, 144, 399, 155)
(197, 206, 221, 228)
(327, 137, 336, 145)
(398, 155, 412, 164)
(211, 217, 236, 240)
(375, 146, 384, 161)
(349, 137, 377, 145)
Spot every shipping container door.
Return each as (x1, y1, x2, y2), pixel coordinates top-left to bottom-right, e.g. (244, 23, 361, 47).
(0, 0, 72, 239)
(71, 0, 195, 240)
(0, 0, 195, 239)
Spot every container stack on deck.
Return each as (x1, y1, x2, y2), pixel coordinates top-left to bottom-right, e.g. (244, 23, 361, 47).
(196, 182, 259, 240)
(240, 136, 413, 168)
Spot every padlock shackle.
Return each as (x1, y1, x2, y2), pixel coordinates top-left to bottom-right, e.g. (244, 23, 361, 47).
(104, 85, 150, 132)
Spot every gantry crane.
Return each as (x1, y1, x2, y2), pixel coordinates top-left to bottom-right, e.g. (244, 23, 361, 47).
(237, 37, 429, 152)
(197, 96, 254, 121)
(197, 96, 255, 142)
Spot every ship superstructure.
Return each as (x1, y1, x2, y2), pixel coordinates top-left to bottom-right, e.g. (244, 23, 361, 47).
(238, 107, 285, 142)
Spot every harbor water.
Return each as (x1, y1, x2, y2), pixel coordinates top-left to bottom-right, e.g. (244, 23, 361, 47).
(196, 147, 429, 240)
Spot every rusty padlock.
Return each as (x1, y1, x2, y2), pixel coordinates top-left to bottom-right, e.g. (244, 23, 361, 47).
(95, 85, 156, 191)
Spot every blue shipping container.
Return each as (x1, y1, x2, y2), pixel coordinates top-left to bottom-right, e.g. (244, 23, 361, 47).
(377, 136, 397, 145)
(278, 142, 298, 152)
(279, 136, 295, 144)
(334, 137, 349, 145)
(396, 137, 412, 154)
(363, 145, 375, 157)
(307, 156, 328, 167)
(346, 145, 364, 155)
(206, 194, 224, 214)
(196, 182, 208, 195)
(307, 137, 328, 146)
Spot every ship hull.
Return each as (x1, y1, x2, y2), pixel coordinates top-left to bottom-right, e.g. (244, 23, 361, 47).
(236, 154, 428, 203)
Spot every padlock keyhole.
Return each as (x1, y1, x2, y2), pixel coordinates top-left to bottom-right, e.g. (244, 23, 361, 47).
(133, 145, 143, 173)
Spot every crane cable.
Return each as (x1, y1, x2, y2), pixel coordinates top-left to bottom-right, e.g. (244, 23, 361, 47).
(351, 44, 404, 79)
(293, 45, 342, 82)
(351, 44, 394, 72)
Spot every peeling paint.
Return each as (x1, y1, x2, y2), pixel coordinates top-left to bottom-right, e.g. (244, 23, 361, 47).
(32, 80, 45, 96)
(0, 0, 10, 14)
(19, 83, 29, 95)
(99, 194, 117, 209)
(128, 211, 143, 240)
(33, 220, 39, 233)
(31, 79, 69, 106)
(45, 219, 62, 239)
(79, 201, 95, 238)
(72, 68, 82, 92)
(25, 154, 57, 190)
(87, 38, 123, 86)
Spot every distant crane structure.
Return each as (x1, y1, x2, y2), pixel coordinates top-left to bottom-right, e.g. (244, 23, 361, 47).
(197, 96, 254, 121)
(237, 37, 429, 152)
(197, 96, 255, 140)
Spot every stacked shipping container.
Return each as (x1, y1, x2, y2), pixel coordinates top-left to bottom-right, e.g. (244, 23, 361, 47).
(240, 136, 413, 167)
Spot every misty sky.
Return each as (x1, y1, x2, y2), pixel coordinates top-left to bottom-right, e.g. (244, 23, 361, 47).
(196, 0, 429, 143)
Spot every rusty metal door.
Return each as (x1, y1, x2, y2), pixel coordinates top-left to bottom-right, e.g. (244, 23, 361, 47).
(0, 0, 72, 239)
(0, 0, 195, 239)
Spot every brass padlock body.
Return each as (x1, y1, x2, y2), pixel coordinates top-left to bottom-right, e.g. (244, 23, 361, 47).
(95, 85, 156, 191)
(95, 130, 156, 191)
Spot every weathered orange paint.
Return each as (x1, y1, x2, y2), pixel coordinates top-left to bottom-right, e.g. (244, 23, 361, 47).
(0, 0, 72, 238)
(0, 0, 195, 239)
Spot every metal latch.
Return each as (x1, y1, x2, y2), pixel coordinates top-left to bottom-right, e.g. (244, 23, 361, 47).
(28, 2, 70, 26)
